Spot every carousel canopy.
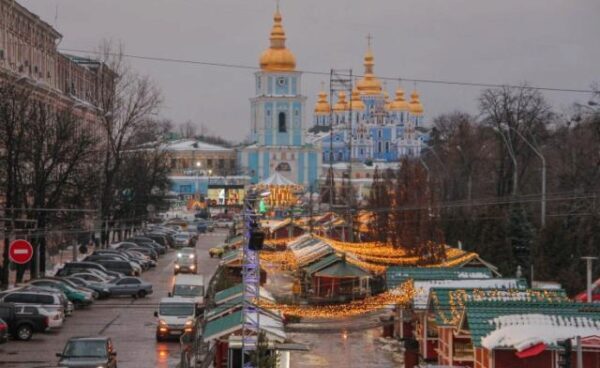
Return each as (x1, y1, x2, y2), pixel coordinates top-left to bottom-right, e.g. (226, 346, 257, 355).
(260, 172, 297, 186)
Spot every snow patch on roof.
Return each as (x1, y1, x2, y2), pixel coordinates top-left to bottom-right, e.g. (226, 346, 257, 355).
(413, 279, 524, 309)
(481, 313, 600, 351)
(162, 139, 233, 152)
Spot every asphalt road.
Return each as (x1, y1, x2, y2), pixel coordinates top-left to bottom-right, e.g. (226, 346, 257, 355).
(0, 230, 225, 368)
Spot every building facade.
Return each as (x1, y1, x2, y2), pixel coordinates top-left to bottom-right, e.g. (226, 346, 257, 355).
(240, 9, 321, 187)
(163, 139, 249, 204)
(0, 0, 113, 135)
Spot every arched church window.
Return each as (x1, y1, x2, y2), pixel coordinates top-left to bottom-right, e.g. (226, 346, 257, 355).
(385, 141, 390, 152)
(275, 162, 291, 172)
(378, 141, 382, 153)
(278, 112, 287, 133)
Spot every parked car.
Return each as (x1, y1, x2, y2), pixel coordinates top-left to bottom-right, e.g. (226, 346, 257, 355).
(0, 289, 66, 317)
(0, 318, 8, 343)
(57, 336, 117, 368)
(28, 279, 93, 307)
(44, 277, 98, 299)
(70, 272, 111, 283)
(126, 237, 166, 254)
(18, 305, 64, 330)
(17, 286, 74, 317)
(125, 247, 158, 261)
(105, 277, 153, 298)
(0, 302, 49, 340)
(90, 259, 139, 277)
(66, 277, 111, 299)
(56, 262, 123, 278)
(140, 233, 169, 248)
(208, 246, 225, 258)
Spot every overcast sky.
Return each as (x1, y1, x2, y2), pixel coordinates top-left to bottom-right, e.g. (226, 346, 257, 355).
(21, 0, 600, 141)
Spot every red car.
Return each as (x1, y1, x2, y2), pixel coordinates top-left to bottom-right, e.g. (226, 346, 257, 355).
(574, 278, 600, 302)
(0, 318, 8, 343)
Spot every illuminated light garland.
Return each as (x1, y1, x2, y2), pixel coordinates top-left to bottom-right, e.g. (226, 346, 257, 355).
(259, 280, 415, 319)
(259, 250, 298, 271)
(432, 288, 570, 326)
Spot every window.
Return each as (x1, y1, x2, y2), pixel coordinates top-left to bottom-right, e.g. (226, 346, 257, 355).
(378, 130, 382, 138)
(378, 141, 382, 153)
(385, 141, 390, 152)
(117, 278, 138, 285)
(278, 112, 287, 133)
(218, 159, 224, 168)
(207, 159, 213, 168)
(276, 162, 291, 172)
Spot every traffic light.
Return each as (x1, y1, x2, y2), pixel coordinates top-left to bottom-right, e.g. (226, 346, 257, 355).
(557, 339, 572, 368)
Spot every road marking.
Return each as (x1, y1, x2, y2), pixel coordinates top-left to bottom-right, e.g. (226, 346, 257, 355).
(98, 314, 121, 335)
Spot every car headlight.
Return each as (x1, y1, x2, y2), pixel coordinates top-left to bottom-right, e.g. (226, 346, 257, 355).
(177, 253, 182, 258)
(175, 264, 180, 269)
(190, 265, 195, 269)
(185, 320, 193, 326)
(189, 254, 194, 259)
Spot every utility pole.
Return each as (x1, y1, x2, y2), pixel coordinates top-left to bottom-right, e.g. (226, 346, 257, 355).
(581, 256, 598, 303)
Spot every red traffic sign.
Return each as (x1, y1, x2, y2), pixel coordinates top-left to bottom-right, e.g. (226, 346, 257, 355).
(9, 239, 33, 264)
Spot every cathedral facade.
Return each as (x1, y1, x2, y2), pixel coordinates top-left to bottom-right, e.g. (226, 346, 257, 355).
(240, 9, 321, 187)
(311, 47, 429, 165)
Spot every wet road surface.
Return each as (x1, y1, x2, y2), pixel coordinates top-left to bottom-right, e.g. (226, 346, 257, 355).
(0, 230, 225, 368)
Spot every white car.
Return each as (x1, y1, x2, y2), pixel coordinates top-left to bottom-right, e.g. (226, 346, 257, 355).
(37, 306, 64, 329)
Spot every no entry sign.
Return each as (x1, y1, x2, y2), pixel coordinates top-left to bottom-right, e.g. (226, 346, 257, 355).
(9, 239, 33, 264)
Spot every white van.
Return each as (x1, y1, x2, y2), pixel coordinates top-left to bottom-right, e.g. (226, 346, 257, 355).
(154, 297, 198, 341)
(169, 274, 204, 306)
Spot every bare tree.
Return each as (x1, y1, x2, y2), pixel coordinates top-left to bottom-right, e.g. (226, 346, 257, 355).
(96, 41, 162, 246)
(0, 82, 31, 287)
(479, 85, 552, 196)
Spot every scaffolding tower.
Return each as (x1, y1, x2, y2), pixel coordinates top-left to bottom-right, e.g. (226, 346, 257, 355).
(325, 69, 354, 240)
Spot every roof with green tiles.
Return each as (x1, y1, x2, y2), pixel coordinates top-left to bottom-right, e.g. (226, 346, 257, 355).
(221, 249, 242, 263)
(463, 301, 600, 348)
(203, 309, 286, 342)
(386, 267, 493, 289)
(430, 287, 565, 326)
(214, 284, 244, 305)
(304, 253, 341, 275)
(315, 261, 371, 278)
(206, 295, 244, 320)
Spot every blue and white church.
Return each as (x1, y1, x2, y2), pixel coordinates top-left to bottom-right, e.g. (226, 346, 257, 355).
(240, 9, 321, 187)
(311, 45, 429, 165)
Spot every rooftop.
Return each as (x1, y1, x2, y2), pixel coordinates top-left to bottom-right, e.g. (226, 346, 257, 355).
(162, 139, 233, 152)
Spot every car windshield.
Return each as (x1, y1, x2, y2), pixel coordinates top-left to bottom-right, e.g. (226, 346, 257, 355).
(173, 285, 204, 297)
(159, 303, 194, 316)
(63, 340, 107, 358)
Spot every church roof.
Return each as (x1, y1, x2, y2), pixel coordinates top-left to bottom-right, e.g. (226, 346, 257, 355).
(162, 139, 232, 152)
(259, 8, 296, 72)
(260, 172, 297, 186)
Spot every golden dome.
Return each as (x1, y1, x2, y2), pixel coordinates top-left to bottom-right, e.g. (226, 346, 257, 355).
(390, 88, 409, 111)
(356, 46, 382, 95)
(314, 90, 331, 114)
(409, 90, 424, 115)
(259, 10, 296, 72)
(333, 91, 348, 112)
(350, 88, 365, 111)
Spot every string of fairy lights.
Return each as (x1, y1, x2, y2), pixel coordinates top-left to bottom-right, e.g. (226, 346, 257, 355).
(259, 280, 416, 319)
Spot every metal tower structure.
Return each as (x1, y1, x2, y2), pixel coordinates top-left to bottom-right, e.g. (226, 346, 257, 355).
(240, 188, 263, 367)
(326, 69, 353, 237)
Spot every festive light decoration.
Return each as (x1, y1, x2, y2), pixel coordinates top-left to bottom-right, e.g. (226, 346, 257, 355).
(260, 280, 415, 318)
(264, 237, 299, 248)
(431, 288, 570, 326)
(254, 181, 303, 209)
(260, 250, 298, 271)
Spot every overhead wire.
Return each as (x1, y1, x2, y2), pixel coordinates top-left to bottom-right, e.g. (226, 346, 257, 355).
(58, 48, 595, 94)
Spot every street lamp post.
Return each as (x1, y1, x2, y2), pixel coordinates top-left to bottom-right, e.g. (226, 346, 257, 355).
(581, 256, 598, 303)
(492, 126, 519, 196)
(195, 161, 202, 200)
(502, 125, 547, 227)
